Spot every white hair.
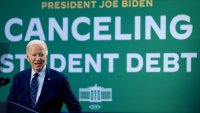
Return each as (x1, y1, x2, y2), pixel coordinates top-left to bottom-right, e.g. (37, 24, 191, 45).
(26, 40, 48, 55)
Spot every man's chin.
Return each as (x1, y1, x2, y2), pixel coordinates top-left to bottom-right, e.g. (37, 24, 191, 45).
(34, 66, 44, 72)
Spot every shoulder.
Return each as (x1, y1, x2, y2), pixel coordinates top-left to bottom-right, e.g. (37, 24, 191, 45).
(14, 68, 31, 78)
(11, 68, 31, 83)
(47, 67, 68, 80)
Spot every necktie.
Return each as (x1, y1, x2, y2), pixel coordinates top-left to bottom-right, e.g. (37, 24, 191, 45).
(30, 73, 39, 109)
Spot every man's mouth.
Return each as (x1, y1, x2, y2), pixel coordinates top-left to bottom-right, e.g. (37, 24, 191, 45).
(34, 63, 42, 65)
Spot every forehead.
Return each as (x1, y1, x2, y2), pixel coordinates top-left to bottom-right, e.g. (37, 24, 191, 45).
(28, 44, 46, 52)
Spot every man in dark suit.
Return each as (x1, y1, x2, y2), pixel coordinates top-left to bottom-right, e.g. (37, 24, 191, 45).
(7, 40, 82, 113)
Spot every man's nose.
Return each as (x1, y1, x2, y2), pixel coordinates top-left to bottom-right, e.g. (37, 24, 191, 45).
(36, 55, 41, 60)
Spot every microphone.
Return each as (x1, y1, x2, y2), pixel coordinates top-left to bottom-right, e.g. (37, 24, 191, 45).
(0, 77, 10, 87)
(0, 77, 3, 81)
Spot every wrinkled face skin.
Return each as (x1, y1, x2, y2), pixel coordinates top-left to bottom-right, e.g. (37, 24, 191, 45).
(26, 44, 47, 73)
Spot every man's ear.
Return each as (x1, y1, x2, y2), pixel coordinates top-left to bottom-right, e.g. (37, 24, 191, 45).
(26, 55, 29, 62)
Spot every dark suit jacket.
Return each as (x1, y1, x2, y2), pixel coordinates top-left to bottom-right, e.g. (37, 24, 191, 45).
(7, 66, 82, 113)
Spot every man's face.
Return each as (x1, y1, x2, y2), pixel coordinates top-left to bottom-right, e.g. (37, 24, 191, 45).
(26, 44, 47, 73)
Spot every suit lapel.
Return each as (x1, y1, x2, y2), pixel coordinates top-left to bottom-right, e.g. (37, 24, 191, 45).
(35, 67, 52, 108)
(23, 69, 32, 108)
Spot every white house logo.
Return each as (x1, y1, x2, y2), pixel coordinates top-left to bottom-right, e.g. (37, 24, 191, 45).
(79, 84, 112, 110)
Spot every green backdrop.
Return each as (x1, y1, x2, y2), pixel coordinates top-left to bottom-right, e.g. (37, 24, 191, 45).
(0, 0, 200, 112)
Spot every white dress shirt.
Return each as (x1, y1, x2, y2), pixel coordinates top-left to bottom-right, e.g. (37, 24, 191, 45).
(30, 65, 46, 104)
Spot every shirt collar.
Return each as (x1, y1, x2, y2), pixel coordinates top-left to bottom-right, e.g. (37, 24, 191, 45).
(31, 65, 46, 78)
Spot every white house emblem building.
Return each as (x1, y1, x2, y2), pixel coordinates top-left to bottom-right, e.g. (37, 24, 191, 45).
(79, 84, 112, 103)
